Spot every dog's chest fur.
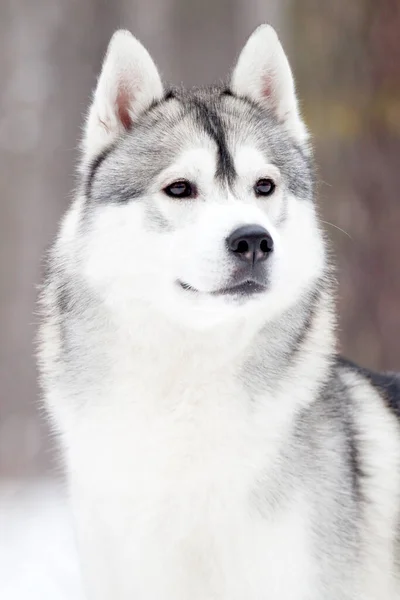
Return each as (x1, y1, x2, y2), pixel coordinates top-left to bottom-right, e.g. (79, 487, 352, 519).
(65, 361, 317, 600)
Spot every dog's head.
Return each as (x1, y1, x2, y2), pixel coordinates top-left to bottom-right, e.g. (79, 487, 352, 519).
(78, 26, 325, 330)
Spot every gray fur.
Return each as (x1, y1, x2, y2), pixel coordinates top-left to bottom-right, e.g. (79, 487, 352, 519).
(87, 87, 314, 214)
(239, 277, 327, 395)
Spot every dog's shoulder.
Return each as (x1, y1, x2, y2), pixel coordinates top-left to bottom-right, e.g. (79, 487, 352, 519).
(336, 355, 400, 420)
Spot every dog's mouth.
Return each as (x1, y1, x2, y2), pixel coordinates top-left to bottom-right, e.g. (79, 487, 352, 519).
(178, 279, 267, 297)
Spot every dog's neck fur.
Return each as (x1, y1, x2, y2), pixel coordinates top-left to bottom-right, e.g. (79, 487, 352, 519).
(96, 276, 336, 402)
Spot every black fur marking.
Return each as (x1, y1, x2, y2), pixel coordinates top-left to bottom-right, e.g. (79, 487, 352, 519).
(343, 406, 365, 502)
(220, 87, 234, 97)
(164, 89, 176, 101)
(219, 92, 314, 201)
(337, 356, 400, 419)
(319, 371, 366, 503)
(145, 90, 176, 114)
(86, 143, 116, 198)
(189, 98, 236, 184)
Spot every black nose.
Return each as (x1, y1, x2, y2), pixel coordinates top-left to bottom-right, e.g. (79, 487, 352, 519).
(227, 225, 273, 264)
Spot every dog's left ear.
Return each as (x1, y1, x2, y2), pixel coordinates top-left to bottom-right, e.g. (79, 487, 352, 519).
(231, 25, 307, 142)
(83, 30, 163, 162)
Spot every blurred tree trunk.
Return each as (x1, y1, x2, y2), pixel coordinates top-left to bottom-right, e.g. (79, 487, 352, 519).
(0, 0, 121, 477)
(290, 0, 400, 370)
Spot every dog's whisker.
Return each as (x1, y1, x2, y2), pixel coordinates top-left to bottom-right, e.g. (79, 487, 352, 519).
(321, 220, 352, 240)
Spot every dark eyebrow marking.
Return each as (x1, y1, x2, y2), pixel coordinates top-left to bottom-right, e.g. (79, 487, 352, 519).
(189, 98, 236, 185)
(85, 143, 116, 199)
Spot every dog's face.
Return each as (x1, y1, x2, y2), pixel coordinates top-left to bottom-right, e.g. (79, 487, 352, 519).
(79, 27, 325, 330)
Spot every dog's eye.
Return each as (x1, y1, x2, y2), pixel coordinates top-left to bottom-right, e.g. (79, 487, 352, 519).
(254, 178, 275, 197)
(164, 180, 195, 199)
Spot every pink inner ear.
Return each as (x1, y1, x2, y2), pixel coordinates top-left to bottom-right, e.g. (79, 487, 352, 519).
(116, 86, 134, 130)
(261, 73, 276, 107)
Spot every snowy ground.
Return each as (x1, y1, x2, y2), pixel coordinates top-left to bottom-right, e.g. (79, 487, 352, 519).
(0, 479, 84, 600)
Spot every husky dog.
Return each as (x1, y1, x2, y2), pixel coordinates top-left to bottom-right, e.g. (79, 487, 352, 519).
(38, 25, 400, 599)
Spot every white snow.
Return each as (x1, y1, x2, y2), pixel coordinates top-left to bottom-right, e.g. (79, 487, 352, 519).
(0, 479, 85, 600)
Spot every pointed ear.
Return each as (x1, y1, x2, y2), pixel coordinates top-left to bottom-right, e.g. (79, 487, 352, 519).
(83, 30, 163, 162)
(231, 25, 307, 142)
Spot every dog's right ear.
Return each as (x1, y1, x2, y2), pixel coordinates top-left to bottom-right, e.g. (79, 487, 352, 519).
(82, 30, 163, 162)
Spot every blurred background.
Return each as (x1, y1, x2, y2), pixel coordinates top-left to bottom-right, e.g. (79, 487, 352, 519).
(1, 0, 400, 530)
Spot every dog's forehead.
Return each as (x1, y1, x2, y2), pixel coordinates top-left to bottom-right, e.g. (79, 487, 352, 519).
(143, 89, 313, 195)
(90, 88, 314, 204)
(123, 89, 280, 162)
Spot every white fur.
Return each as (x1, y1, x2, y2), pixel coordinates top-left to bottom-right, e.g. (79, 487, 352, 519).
(231, 25, 308, 142)
(65, 368, 317, 600)
(83, 30, 163, 163)
(340, 370, 400, 598)
(79, 143, 324, 331)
